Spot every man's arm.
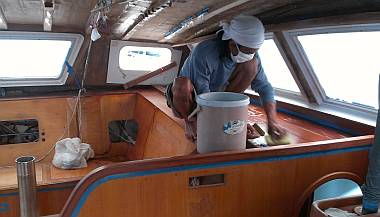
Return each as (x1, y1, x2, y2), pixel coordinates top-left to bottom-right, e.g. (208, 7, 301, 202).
(251, 55, 286, 139)
(172, 45, 211, 141)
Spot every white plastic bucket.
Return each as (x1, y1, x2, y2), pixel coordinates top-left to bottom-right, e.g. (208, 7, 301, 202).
(193, 92, 249, 154)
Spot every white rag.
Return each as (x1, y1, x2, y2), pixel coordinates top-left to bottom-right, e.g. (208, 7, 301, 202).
(52, 138, 94, 169)
(221, 14, 265, 49)
(325, 208, 358, 217)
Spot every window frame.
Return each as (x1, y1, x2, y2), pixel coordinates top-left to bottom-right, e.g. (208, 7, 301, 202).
(250, 33, 307, 102)
(283, 23, 380, 124)
(0, 31, 83, 87)
(107, 40, 182, 85)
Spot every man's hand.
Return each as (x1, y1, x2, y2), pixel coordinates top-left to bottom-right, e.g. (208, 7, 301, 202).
(268, 121, 287, 140)
(185, 119, 197, 142)
(247, 123, 261, 139)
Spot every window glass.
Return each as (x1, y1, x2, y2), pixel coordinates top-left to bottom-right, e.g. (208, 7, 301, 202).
(119, 46, 172, 71)
(298, 31, 380, 109)
(0, 39, 72, 79)
(259, 39, 300, 93)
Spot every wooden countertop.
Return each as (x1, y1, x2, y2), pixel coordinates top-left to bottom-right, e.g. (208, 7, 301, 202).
(0, 159, 115, 191)
(0, 88, 353, 192)
(138, 88, 349, 144)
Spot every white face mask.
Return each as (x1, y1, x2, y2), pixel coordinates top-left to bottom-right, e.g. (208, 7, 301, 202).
(230, 43, 255, 63)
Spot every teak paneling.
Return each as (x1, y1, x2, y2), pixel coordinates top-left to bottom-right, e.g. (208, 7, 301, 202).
(79, 94, 136, 155)
(61, 136, 373, 217)
(144, 110, 195, 158)
(0, 183, 75, 217)
(126, 96, 156, 160)
(0, 98, 78, 166)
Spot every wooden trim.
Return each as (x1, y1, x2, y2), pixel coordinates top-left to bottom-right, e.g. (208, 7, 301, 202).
(159, 0, 251, 43)
(273, 32, 321, 103)
(5, 24, 84, 34)
(266, 12, 380, 32)
(295, 172, 363, 217)
(172, 33, 216, 47)
(60, 135, 373, 216)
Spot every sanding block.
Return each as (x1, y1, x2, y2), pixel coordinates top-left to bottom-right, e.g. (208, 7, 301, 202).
(265, 134, 292, 146)
(252, 123, 266, 136)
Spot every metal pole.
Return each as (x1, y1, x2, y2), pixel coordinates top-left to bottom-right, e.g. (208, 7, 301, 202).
(16, 156, 39, 217)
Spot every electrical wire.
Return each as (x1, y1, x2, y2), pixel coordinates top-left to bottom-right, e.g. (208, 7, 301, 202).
(35, 39, 93, 163)
(35, 89, 82, 163)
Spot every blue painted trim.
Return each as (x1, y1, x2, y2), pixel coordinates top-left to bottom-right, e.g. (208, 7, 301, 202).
(0, 184, 76, 198)
(249, 98, 361, 136)
(72, 144, 372, 217)
(0, 202, 9, 213)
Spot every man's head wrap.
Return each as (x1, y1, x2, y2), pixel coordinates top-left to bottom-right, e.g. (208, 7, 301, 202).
(221, 14, 265, 49)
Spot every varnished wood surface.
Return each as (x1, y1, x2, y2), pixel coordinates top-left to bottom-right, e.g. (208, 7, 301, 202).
(0, 98, 78, 166)
(246, 92, 374, 136)
(60, 136, 373, 217)
(0, 164, 43, 189)
(0, 87, 374, 217)
(79, 94, 137, 155)
(247, 106, 348, 144)
(0, 160, 113, 191)
(0, 160, 116, 217)
(138, 87, 350, 144)
(0, 182, 75, 217)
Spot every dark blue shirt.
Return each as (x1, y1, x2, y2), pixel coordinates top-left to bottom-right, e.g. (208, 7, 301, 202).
(179, 37, 275, 104)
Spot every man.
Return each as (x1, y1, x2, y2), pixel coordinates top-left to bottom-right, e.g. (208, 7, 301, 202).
(166, 14, 286, 141)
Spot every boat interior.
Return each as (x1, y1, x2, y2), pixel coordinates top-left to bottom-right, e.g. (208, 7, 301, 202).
(0, 0, 379, 217)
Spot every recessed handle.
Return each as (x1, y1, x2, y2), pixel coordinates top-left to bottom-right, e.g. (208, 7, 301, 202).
(188, 174, 225, 188)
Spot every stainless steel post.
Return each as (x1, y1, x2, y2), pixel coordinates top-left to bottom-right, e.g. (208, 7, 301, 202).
(16, 156, 39, 217)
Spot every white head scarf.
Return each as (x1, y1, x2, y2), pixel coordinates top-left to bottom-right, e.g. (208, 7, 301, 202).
(221, 14, 265, 49)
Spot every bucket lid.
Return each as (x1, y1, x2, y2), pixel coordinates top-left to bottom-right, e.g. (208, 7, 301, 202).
(196, 92, 250, 107)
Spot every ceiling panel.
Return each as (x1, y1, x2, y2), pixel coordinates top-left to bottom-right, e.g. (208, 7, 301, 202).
(0, 0, 97, 30)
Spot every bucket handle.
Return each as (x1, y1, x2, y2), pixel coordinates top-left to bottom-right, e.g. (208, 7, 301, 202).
(187, 104, 200, 120)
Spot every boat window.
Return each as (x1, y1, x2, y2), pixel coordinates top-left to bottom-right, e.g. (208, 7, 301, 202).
(259, 39, 300, 93)
(119, 46, 172, 71)
(313, 179, 361, 201)
(107, 41, 181, 85)
(0, 119, 39, 145)
(0, 32, 83, 87)
(298, 31, 380, 109)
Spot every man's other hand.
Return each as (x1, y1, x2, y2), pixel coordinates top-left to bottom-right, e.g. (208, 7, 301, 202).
(185, 120, 197, 142)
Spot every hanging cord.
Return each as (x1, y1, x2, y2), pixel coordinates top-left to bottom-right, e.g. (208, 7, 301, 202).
(35, 89, 82, 163)
(78, 39, 93, 132)
(35, 40, 93, 163)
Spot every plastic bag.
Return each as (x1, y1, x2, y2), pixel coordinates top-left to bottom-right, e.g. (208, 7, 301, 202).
(52, 138, 94, 169)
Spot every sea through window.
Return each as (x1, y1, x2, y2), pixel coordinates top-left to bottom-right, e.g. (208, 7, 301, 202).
(259, 38, 300, 93)
(298, 31, 380, 109)
(119, 46, 172, 72)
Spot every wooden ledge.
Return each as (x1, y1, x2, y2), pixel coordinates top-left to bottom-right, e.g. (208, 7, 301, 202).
(0, 159, 116, 191)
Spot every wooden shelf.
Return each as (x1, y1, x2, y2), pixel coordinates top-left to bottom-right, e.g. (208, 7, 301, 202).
(0, 159, 116, 191)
